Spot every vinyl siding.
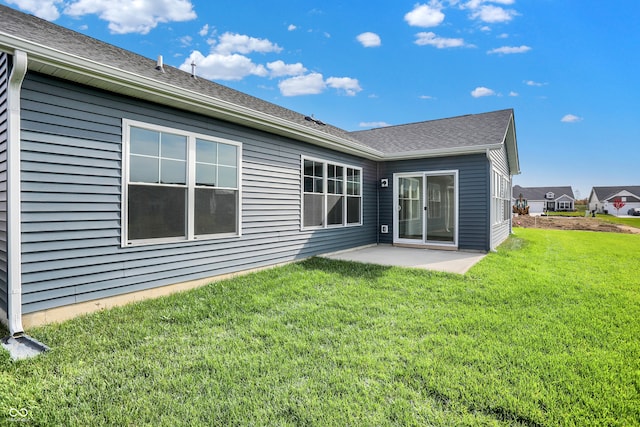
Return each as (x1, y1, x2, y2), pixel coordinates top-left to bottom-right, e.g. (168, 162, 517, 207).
(0, 53, 8, 319)
(19, 72, 377, 314)
(378, 154, 490, 251)
(489, 144, 511, 250)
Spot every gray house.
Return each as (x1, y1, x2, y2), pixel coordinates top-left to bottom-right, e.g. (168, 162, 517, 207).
(512, 185, 575, 214)
(0, 5, 519, 335)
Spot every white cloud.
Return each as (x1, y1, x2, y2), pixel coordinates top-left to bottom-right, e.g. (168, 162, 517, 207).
(212, 32, 282, 55)
(419, 95, 436, 99)
(471, 86, 496, 97)
(179, 51, 267, 81)
(524, 80, 547, 87)
(470, 5, 518, 23)
(6, 0, 61, 20)
(279, 73, 327, 96)
(405, 2, 445, 27)
(498, 33, 509, 39)
(357, 32, 382, 47)
(179, 35, 193, 47)
(326, 77, 362, 96)
(509, 91, 519, 97)
(198, 24, 210, 37)
(561, 114, 583, 123)
(487, 45, 531, 54)
(415, 32, 465, 48)
(266, 60, 307, 78)
(288, 24, 297, 31)
(360, 121, 391, 128)
(63, 0, 197, 34)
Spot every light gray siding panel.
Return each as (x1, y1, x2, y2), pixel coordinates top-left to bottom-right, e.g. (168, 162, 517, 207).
(378, 154, 490, 251)
(0, 53, 8, 317)
(20, 72, 377, 313)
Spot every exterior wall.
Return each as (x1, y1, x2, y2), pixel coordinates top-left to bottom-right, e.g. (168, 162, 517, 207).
(489, 144, 511, 250)
(0, 53, 8, 322)
(19, 72, 377, 314)
(378, 154, 490, 252)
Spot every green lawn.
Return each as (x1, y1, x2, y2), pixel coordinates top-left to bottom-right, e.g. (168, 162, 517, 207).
(1, 229, 639, 426)
(598, 213, 640, 229)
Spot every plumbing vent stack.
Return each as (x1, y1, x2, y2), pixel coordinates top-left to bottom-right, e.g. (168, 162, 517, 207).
(190, 61, 197, 79)
(156, 55, 164, 73)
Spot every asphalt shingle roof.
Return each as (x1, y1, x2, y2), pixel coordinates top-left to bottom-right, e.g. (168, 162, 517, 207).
(591, 186, 640, 201)
(512, 185, 575, 201)
(349, 109, 514, 153)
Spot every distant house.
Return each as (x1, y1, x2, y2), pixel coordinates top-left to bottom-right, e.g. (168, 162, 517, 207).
(588, 186, 640, 216)
(0, 6, 519, 335)
(512, 186, 575, 214)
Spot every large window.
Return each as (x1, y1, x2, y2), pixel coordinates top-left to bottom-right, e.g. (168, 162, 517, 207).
(123, 120, 241, 245)
(492, 170, 511, 225)
(302, 157, 362, 229)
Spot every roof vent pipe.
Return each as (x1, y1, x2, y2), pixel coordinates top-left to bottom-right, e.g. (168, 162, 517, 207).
(156, 55, 164, 73)
(191, 61, 197, 79)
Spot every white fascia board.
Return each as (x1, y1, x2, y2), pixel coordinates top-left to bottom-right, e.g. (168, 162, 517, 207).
(0, 32, 384, 160)
(384, 144, 503, 161)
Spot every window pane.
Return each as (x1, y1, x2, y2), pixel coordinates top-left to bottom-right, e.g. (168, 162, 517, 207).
(304, 194, 324, 227)
(218, 144, 237, 166)
(128, 185, 186, 240)
(218, 166, 237, 188)
(161, 159, 186, 184)
(327, 195, 343, 225)
(130, 127, 159, 156)
(130, 155, 158, 183)
(196, 139, 217, 164)
(304, 160, 314, 177)
(328, 180, 335, 194)
(195, 188, 237, 235)
(347, 196, 361, 224)
(313, 177, 323, 193)
(161, 133, 187, 160)
(313, 161, 323, 178)
(196, 163, 217, 186)
(304, 177, 314, 193)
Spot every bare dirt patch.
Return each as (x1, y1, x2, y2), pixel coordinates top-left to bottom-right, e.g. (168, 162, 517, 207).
(513, 215, 640, 234)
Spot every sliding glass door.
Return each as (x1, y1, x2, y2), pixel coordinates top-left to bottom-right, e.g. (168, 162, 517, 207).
(394, 171, 458, 246)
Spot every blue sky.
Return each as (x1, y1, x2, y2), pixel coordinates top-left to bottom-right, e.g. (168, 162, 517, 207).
(4, 0, 639, 199)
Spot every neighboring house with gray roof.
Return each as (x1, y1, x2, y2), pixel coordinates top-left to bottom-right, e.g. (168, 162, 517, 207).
(512, 186, 575, 214)
(0, 5, 519, 335)
(588, 186, 640, 216)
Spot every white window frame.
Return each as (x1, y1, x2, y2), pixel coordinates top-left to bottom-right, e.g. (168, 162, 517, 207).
(300, 156, 363, 230)
(122, 119, 242, 246)
(492, 169, 511, 225)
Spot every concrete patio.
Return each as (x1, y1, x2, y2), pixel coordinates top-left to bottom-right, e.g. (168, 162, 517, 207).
(321, 244, 486, 274)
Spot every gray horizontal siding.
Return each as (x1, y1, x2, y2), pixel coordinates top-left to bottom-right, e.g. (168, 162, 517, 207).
(378, 154, 490, 251)
(19, 72, 377, 314)
(0, 52, 8, 318)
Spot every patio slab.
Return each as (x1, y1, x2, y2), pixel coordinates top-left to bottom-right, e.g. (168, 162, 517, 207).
(322, 244, 486, 274)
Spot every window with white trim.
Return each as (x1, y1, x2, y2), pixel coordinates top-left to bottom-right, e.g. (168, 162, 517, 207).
(123, 120, 241, 245)
(492, 170, 511, 224)
(302, 157, 362, 228)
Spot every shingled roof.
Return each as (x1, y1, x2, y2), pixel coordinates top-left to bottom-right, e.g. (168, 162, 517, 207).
(512, 185, 575, 201)
(591, 186, 640, 202)
(350, 109, 514, 153)
(0, 4, 519, 168)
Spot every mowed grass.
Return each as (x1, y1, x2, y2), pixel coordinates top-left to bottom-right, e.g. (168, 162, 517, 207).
(1, 229, 639, 426)
(598, 213, 640, 229)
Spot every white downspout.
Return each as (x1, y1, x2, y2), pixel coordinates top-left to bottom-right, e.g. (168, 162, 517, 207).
(7, 50, 27, 336)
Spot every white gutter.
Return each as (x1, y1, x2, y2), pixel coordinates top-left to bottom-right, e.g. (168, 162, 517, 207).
(385, 143, 503, 161)
(6, 49, 26, 336)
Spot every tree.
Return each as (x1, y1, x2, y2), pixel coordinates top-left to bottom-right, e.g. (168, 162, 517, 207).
(612, 198, 626, 216)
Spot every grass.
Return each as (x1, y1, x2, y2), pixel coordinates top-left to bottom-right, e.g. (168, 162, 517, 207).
(597, 213, 640, 229)
(1, 228, 639, 426)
